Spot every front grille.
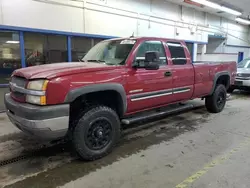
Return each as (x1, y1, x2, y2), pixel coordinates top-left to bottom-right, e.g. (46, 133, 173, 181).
(10, 76, 27, 102)
(236, 77, 250, 80)
(11, 76, 27, 88)
(237, 73, 250, 78)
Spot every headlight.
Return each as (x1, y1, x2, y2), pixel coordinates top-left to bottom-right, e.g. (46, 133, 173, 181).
(27, 80, 48, 91)
(26, 95, 46, 105)
(26, 79, 48, 105)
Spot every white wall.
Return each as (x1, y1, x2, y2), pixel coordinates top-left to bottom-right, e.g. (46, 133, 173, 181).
(225, 46, 250, 56)
(0, 0, 249, 54)
(197, 54, 238, 62)
(202, 37, 250, 59)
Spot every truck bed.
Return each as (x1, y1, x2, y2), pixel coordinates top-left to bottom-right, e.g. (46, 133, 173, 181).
(192, 61, 237, 98)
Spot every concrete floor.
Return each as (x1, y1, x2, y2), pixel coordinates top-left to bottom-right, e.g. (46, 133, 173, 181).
(59, 99, 250, 188)
(0, 113, 20, 137)
(1, 93, 250, 188)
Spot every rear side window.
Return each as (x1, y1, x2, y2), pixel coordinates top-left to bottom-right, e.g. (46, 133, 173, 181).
(167, 42, 187, 65)
(135, 41, 167, 65)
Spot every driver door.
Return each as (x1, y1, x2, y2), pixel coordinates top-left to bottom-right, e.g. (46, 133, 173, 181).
(126, 40, 173, 113)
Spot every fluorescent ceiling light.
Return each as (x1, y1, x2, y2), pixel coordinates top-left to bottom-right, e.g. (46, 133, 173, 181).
(235, 17, 250, 25)
(191, 0, 242, 16)
(6, 41, 19, 44)
(220, 6, 242, 16)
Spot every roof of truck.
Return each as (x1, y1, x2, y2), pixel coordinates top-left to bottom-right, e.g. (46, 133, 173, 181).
(106, 36, 185, 42)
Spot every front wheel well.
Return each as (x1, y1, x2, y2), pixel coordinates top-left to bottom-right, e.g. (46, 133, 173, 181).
(69, 90, 124, 124)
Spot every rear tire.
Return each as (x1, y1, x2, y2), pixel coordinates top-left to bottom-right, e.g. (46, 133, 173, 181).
(72, 106, 120, 161)
(205, 84, 227, 113)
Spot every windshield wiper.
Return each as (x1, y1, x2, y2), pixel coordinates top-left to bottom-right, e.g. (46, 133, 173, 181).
(86, 59, 106, 63)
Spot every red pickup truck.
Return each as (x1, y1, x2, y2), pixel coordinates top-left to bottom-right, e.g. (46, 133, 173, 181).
(5, 37, 236, 160)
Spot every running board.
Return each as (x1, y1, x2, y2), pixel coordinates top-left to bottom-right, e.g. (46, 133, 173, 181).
(121, 103, 194, 125)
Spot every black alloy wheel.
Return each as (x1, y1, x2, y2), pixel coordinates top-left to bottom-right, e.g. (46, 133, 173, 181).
(216, 91, 226, 109)
(72, 106, 120, 161)
(205, 84, 227, 113)
(85, 118, 113, 150)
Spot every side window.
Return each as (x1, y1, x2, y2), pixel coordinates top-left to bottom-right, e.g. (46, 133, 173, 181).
(167, 42, 187, 65)
(135, 41, 167, 65)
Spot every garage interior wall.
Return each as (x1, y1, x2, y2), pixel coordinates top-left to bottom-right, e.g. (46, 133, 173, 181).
(0, 0, 249, 44)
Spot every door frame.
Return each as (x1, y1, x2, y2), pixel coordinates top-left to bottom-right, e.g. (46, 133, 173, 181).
(238, 52, 244, 63)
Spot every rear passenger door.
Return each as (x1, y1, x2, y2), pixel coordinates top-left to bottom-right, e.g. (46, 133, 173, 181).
(166, 41, 195, 102)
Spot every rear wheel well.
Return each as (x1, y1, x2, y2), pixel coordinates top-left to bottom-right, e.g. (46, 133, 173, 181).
(216, 75, 230, 90)
(69, 90, 124, 126)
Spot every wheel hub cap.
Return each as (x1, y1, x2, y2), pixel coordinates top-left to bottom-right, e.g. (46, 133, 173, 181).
(95, 128, 103, 138)
(86, 118, 112, 150)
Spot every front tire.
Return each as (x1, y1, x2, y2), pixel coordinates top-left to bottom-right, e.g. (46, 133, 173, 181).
(73, 106, 121, 161)
(205, 84, 227, 113)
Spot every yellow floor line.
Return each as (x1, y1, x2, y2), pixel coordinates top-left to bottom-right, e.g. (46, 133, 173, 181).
(175, 138, 250, 188)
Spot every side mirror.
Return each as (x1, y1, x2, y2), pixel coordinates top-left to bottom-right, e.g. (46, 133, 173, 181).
(133, 51, 160, 70)
(145, 51, 159, 62)
(144, 51, 160, 70)
(144, 62, 160, 70)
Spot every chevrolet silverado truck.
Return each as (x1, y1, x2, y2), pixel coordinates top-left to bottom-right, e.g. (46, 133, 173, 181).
(5, 37, 237, 161)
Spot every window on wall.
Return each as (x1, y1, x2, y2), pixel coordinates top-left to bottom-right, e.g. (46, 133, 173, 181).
(24, 33, 67, 66)
(135, 41, 167, 65)
(167, 42, 187, 65)
(0, 31, 21, 84)
(71, 37, 92, 61)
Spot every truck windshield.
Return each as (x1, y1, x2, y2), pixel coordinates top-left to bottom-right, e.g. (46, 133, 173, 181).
(82, 39, 136, 65)
(238, 59, 250, 68)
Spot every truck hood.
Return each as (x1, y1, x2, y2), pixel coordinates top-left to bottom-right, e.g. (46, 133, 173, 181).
(13, 62, 114, 79)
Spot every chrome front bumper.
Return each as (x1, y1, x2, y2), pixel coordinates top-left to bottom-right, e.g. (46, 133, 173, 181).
(5, 93, 70, 140)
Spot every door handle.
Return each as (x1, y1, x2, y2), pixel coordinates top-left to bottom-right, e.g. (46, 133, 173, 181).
(164, 71, 172, 77)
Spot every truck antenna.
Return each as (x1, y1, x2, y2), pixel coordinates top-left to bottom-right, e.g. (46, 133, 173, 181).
(130, 32, 134, 38)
